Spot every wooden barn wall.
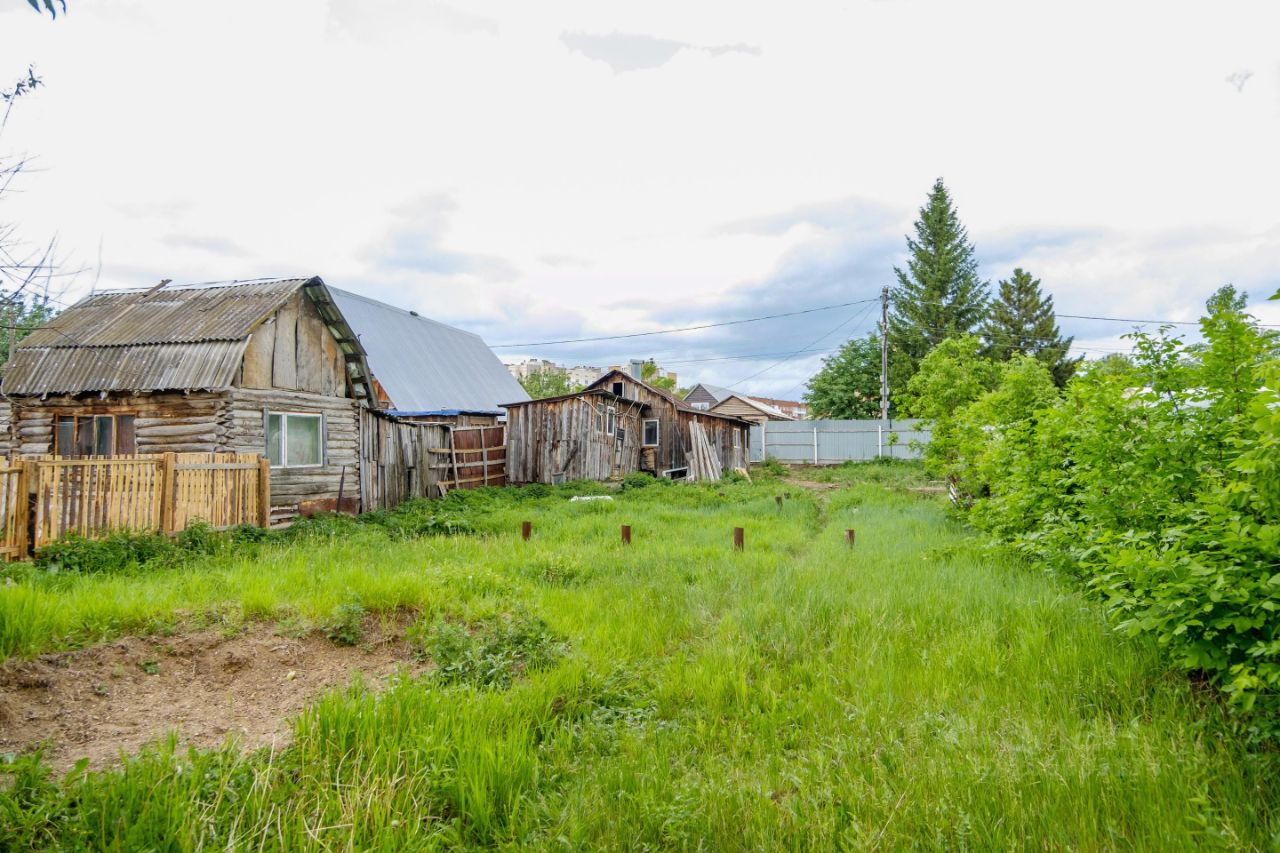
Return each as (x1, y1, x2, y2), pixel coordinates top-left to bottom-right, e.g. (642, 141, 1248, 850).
(238, 291, 348, 396)
(506, 397, 645, 484)
(591, 374, 749, 475)
(223, 388, 360, 510)
(358, 409, 448, 510)
(677, 411, 749, 472)
(6, 391, 228, 457)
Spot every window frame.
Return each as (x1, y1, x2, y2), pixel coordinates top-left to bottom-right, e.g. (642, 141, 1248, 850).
(642, 418, 660, 447)
(605, 406, 617, 438)
(54, 413, 137, 458)
(266, 410, 325, 469)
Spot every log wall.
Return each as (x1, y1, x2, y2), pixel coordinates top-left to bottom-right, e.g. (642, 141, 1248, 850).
(5, 392, 227, 457)
(223, 388, 360, 513)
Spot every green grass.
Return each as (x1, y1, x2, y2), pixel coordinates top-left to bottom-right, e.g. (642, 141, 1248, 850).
(2, 463, 1278, 849)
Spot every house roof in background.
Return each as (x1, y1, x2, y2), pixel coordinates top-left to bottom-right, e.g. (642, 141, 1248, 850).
(713, 394, 795, 420)
(329, 288, 529, 415)
(685, 382, 735, 404)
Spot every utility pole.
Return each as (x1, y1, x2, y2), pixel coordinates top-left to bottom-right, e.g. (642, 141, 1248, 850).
(879, 286, 890, 422)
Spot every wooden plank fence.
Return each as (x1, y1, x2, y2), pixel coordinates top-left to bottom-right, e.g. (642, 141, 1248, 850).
(359, 411, 506, 509)
(0, 452, 270, 557)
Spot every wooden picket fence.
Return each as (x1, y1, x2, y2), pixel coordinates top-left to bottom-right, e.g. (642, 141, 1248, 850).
(0, 452, 270, 557)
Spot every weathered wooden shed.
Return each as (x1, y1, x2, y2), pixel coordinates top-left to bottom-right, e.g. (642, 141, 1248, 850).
(503, 369, 750, 484)
(0, 278, 379, 519)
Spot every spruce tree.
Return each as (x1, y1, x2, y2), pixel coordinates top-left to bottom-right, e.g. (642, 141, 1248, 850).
(888, 179, 988, 389)
(980, 268, 1080, 386)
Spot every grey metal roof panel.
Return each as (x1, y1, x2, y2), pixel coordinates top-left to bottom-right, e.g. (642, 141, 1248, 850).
(19, 279, 308, 348)
(1, 340, 249, 395)
(328, 288, 530, 414)
(697, 383, 735, 403)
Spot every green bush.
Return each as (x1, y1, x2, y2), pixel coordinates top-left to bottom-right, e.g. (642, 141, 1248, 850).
(35, 531, 179, 575)
(408, 609, 566, 688)
(323, 601, 366, 646)
(933, 287, 1280, 735)
(756, 457, 787, 478)
(620, 471, 657, 490)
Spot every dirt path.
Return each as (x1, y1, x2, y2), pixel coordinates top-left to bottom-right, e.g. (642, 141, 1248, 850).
(0, 616, 423, 772)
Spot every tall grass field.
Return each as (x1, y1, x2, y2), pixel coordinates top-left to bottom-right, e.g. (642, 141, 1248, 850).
(2, 463, 1277, 849)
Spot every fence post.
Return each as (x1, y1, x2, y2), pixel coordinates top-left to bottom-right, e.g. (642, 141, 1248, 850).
(258, 456, 271, 529)
(878, 425, 883, 459)
(160, 452, 177, 535)
(733, 526, 744, 550)
(17, 459, 33, 558)
(621, 524, 631, 545)
(813, 427, 819, 465)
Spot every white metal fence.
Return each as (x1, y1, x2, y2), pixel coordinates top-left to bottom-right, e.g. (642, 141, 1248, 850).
(749, 419, 931, 464)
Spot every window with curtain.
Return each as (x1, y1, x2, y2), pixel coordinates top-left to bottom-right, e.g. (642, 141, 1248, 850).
(54, 414, 136, 457)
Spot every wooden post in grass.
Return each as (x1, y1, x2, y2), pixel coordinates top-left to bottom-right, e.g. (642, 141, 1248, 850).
(775, 495, 783, 508)
(257, 457, 271, 529)
(521, 520, 532, 541)
(846, 528, 856, 547)
(621, 524, 631, 545)
(733, 527, 744, 550)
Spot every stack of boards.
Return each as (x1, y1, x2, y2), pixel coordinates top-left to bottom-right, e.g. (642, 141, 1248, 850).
(686, 420, 723, 482)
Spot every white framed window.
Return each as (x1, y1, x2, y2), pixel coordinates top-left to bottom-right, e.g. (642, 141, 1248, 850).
(605, 406, 616, 437)
(267, 412, 323, 468)
(642, 419, 659, 447)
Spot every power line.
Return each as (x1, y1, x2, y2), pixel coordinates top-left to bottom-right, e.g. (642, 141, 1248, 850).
(489, 298, 879, 348)
(726, 302, 880, 389)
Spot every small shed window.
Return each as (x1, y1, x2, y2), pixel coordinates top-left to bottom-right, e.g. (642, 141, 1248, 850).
(611, 381, 624, 396)
(55, 414, 136, 458)
(642, 419, 659, 447)
(605, 407, 616, 437)
(267, 412, 323, 468)
(616, 426, 627, 445)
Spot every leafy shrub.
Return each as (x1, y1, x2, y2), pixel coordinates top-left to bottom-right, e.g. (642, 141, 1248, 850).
(35, 531, 178, 575)
(934, 286, 1280, 735)
(228, 523, 272, 545)
(175, 520, 220, 556)
(756, 457, 787, 478)
(323, 601, 366, 646)
(409, 609, 565, 688)
(620, 471, 657, 490)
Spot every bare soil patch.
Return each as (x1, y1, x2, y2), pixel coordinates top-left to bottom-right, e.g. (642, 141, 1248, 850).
(0, 615, 423, 773)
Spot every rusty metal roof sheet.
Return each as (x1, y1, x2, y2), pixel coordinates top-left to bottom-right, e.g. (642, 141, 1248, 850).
(19, 278, 310, 348)
(1, 340, 250, 395)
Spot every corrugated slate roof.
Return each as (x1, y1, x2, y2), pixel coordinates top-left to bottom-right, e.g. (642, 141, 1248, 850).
(2, 341, 250, 396)
(19, 279, 309, 347)
(2, 278, 380, 403)
(328, 288, 530, 415)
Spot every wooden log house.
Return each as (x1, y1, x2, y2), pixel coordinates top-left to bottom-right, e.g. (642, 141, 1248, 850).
(503, 368, 751, 484)
(0, 277, 526, 520)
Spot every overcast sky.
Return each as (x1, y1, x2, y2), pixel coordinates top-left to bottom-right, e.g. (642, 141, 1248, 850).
(3, 0, 1279, 398)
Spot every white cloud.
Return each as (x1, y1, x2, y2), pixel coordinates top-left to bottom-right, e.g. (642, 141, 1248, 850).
(0, 0, 1277, 396)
